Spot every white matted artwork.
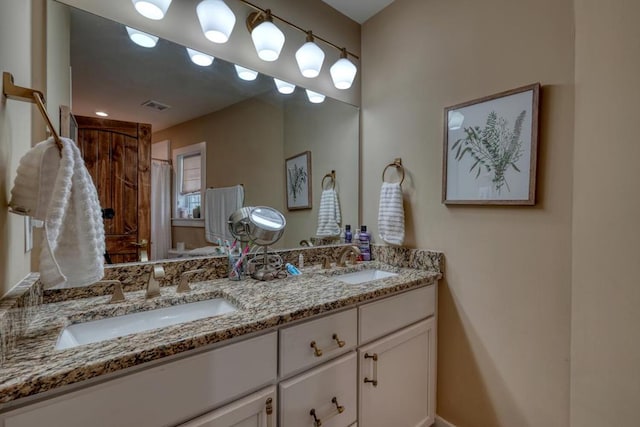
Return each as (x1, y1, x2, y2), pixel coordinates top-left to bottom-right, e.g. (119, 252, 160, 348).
(285, 151, 312, 210)
(443, 83, 540, 205)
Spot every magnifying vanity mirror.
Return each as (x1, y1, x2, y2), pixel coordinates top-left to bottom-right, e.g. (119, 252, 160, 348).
(50, 2, 359, 264)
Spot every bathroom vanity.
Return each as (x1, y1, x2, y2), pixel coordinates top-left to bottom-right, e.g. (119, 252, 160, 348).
(0, 252, 441, 427)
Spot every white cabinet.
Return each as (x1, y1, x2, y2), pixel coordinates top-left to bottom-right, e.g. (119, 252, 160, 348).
(357, 319, 436, 427)
(279, 308, 357, 378)
(280, 353, 357, 427)
(1, 333, 277, 427)
(178, 386, 276, 427)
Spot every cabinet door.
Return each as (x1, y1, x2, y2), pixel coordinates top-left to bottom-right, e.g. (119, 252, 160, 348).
(358, 318, 436, 427)
(178, 386, 276, 427)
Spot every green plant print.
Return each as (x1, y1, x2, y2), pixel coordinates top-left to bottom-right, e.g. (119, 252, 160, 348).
(288, 164, 307, 202)
(451, 110, 526, 194)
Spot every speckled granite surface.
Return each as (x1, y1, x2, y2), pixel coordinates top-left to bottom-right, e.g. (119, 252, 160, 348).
(0, 246, 443, 408)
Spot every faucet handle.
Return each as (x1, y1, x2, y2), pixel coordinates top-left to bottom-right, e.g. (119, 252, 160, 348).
(321, 256, 332, 269)
(97, 280, 125, 304)
(177, 268, 206, 293)
(153, 264, 165, 279)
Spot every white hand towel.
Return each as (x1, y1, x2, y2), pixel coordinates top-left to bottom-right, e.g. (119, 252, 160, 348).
(205, 185, 244, 243)
(316, 189, 341, 236)
(378, 182, 405, 245)
(10, 137, 105, 288)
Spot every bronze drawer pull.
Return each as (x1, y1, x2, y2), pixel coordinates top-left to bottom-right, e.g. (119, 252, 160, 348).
(310, 396, 346, 427)
(332, 333, 345, 348)
(310, 341, 323, 357)
(265, 397, 273, 427)
(364, 352, 379, 387)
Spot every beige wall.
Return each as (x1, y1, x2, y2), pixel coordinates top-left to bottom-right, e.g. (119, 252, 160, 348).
(362, 0, 574, 425)
(0, 0, 36, 296)
(154, 96, 284, 250)
(571, 0, 640, 425)
(282, 96, 359, 247)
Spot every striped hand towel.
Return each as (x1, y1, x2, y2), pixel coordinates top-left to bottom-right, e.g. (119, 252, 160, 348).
(378, 182, 405, 245)
(316, 189, 341, 236)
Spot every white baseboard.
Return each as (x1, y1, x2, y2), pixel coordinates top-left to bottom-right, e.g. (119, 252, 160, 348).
(435, 414, 457, 427)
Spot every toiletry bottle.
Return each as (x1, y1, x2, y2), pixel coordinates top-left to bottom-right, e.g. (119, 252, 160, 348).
(354, 225, 360, 245)
(359, 225, 371, 261)
(228, 245, 243, 281)
(344, 225, 352, 243)
(298, 253, 304, 268)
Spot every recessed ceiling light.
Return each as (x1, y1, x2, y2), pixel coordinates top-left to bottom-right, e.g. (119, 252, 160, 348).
(95, 111, 109, 117)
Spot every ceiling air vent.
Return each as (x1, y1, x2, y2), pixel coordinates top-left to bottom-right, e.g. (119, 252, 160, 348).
(141, 100, 171, 111)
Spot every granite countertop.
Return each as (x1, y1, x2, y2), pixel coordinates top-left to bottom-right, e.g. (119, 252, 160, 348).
(0, 261, 440, 408)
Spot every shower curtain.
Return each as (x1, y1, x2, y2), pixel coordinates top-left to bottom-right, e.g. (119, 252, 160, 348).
(151, 160, 172, 260)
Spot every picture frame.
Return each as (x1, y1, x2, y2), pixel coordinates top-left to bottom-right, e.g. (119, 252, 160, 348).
(442, 83, 540, 205)
(285, 151, 312, 210)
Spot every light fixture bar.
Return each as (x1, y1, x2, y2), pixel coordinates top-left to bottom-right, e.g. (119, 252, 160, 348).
(236, 0, 359, 61)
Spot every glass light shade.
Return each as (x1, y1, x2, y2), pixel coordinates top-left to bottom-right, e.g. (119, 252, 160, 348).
(274, 78, 295, 94)
(187, 48, 214, 66)
(126, 27, 159, 48)
(196, 0, 236, 44)
(305, 89, 325, 104)
(295, 41, 325, 78)
(448, 111, 465, 130)
(234, 65, 258, 81)
(330, 57, 357, 90)
(251, 21, 285, 62)
(131, 0, 172, 20)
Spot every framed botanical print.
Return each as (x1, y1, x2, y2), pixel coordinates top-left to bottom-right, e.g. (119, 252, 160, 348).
(285, 151, 312, 210)
(442, 83, 540, 205)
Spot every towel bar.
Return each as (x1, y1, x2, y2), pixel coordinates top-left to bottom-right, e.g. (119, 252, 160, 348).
(2, 71, 63, 155)
(321, 170, 336, 189)
(382, 158, 405, 186)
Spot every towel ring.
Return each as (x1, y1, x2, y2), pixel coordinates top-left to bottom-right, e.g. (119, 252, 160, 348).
(382, 158, 405, 186)
(321, 170, 336, 190)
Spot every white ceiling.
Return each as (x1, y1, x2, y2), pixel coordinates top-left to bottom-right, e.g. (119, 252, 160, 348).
(321, 0, 394, 23)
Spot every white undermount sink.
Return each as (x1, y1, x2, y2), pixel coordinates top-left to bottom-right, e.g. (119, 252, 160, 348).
(55, 298, 237, 350)
(335, 269, 398, 284)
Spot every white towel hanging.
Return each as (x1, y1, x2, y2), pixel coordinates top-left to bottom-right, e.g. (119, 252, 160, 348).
(205, 185, 244, 243)
(10, 137, 106, 288)
(378, 182, 405, 245)
(316, 189, 341, 236)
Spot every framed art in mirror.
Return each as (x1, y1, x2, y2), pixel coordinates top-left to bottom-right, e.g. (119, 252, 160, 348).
(442, 83, 540, 205)
(286, 151, 312, 210)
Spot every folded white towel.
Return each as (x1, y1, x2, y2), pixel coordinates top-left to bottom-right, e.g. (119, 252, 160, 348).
(316, 189, 341, 236)
(378, 182, 405, 245)
(10, 137, 105, 288)
(205, 185, 244, 243)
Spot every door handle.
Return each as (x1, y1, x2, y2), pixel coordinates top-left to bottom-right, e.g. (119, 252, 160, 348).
(364, 352, 379, 387)
(130, 239, 148, 248)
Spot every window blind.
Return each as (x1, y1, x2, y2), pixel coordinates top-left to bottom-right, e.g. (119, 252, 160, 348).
(181, 153, 201, 194)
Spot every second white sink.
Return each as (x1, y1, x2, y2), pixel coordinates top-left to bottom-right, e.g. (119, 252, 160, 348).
(55, 298, 237, 350)
(335, 269, 398, 285)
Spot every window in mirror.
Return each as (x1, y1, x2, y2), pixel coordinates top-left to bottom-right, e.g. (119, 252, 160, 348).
(173, 142, 206, 222)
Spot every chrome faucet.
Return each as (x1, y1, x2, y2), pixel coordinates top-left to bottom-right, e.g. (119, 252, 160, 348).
(146, 264, 165, 298)
(177, 269, 206, 293)
(338, 245, 361, 267)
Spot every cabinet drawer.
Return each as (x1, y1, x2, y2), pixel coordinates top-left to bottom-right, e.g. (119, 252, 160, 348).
(3, 332, 277, 427)
(279, 352, 357, 427)
(359, 285, 435, 344)
(279, 308, 357, 378)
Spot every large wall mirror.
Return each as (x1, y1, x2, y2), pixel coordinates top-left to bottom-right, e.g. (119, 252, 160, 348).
(55, 4, 359, 264)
